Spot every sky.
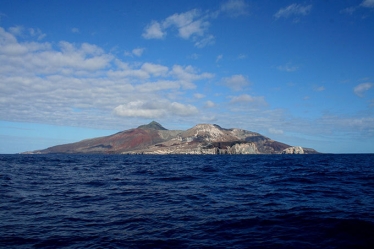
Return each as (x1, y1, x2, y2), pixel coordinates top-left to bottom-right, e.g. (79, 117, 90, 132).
(0, 0, 373, 154)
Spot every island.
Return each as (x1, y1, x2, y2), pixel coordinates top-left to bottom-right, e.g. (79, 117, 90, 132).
(24, 121, 319, 155)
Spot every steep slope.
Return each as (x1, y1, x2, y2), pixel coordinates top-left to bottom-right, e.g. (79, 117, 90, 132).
(34, 121, 178, 154)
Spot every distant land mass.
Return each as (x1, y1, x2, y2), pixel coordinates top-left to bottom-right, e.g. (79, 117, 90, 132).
(23, 121, 319, 155)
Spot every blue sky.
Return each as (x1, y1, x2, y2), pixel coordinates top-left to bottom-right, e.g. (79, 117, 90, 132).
(0, 0, 373, 154)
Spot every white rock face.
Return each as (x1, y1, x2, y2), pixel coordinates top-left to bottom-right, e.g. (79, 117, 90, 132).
(282, 146, 304, 154)
(227, 143, 259, 154)
(182, 124, 238, 142)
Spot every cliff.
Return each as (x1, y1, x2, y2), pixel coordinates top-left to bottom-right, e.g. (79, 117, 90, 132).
(27, 121, 319, 155)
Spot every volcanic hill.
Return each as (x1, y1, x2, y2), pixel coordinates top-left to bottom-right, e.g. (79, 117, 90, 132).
(26, 121, 318, 154)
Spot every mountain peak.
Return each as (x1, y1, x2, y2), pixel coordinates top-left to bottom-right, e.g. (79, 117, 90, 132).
(137, 121, 167, 130)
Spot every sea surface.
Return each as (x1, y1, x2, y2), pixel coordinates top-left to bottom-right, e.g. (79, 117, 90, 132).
(1, 154, 373, 248)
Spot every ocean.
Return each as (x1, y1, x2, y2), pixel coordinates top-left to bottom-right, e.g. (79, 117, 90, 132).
(1, 154, 373, 248)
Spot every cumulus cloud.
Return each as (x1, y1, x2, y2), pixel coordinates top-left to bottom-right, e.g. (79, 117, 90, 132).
(171, 65, 214, 89)
(113, 100, 198, 118)
(141, 63, 168, 76)
(354, 83, 373, 97)
(71, 28, 80, 33)
(132, 47, 145, 57)
(8, 25, 46, 40)
(142, 9, 215, 48)
(230, 94, 266, 105)
(28, 28, 46, 40)
(274, 4, 312, 19)
(108, 63, 211, 91)
(163, 9, 208, 39)
(0, 27, 213, 129)
(220, 0, 249, 17)
(222, 74, 250, 91)
(205, 100, 216, 108)
(142, 21, 165, 39)
(0, 29, 112, 74)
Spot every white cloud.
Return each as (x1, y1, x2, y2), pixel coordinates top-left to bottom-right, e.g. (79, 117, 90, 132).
(163, 9, 208, 39)
(0, 29, 112, 74)
(113, 100, 166, 118)
(220, 0, 249, 17)
(142, 21, 165, 39)
(318, 115, 374, 134)
(277, 63, 299, 72)
(163, 9, 199, 28)
(361, 0, 374, 8)
(216, 54, 223, 63)
(314, 86, 325, 92)
(8, 26, 46, 40)
(341, 0, 374, 14)
(230, 94, 266, 105)
(222, 74, 250, 91)
(132, 47, 145, 57)
(108, 63, 213, 89)
(29, 28, 46, 40)
(194, 34, 215, 48)
(142, 2, 251, 47)
(237, 54, 247, 59)
(205, 100, 215, 108)
(108, 64, 149, 79)
(171, 65, 214, 89)
(113, 100, 198, 118)
(194, 93, 205, 99)
(141, 63, 168, 77)
(340, 6, 358, 15)
(8, 26, 24, 36)
(124, 48, 145, 57)
(142, 9, 215, 48)
(72, 28, 80, 33)
(274, 4, 312, 19)
(268, 127, 284, 135)
(189, 53, 200, 59)
(170, 102, 199, 116)
(354, 83, 373, 97)
(135, 80, 180, 92)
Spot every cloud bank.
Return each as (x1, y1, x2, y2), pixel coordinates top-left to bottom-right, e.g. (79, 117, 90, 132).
(0, 27, 215, 129)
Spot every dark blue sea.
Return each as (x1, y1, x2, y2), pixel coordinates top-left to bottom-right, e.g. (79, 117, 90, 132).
(1, 154, 374, 248)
